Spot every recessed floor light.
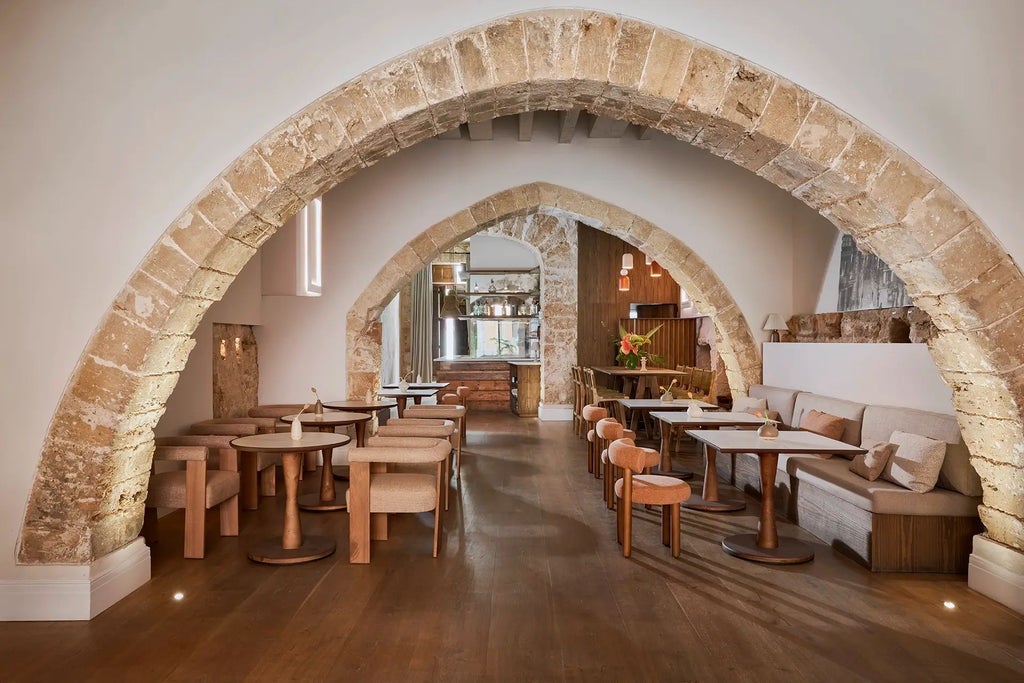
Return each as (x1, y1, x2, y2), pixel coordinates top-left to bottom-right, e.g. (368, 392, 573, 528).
(942, 600, 956, 609)
(173, 592, 185, 601)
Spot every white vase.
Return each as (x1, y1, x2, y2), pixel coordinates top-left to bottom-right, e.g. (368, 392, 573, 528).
(399, 379, 410, 391)
(687, 404, 704, 418)
(290, 417, 303, 440)
(661, 391, 673, 402)
(639, 357, 648, 371)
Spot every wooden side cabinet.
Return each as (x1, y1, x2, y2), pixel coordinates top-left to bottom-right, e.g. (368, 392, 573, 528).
(508, 361, 541, 417)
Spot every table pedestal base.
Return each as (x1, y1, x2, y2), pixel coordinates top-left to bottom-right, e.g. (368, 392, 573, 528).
(248, 535, 336, 564)
(682, 494, 745, 512)
(297, 492, 346, 512)
(721, 533, 814, 564)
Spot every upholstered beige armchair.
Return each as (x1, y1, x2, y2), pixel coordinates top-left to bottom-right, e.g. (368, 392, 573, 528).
(347, 436, 452, 564)
(377, 417, 456, 509)
(190, 419, 279, 509)
(144, 438, 241, 559)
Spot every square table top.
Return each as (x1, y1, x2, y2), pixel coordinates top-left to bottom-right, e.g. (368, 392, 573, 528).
(591, 366, 687, 377)
(650, 410, 765, 427)
(619, 398, 719, 410)
(684, 429, 866, 456)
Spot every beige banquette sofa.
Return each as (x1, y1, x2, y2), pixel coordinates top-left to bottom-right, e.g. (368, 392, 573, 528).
(715, 385, 983, 572)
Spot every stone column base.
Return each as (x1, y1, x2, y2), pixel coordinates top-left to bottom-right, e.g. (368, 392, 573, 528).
(538, 403, 573, 421)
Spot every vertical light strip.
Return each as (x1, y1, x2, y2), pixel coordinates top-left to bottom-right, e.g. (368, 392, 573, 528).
(297, 198, 322, 296)
(444, 318, 455, 359)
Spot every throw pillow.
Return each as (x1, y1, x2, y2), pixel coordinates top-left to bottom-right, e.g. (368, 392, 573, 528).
(881, 430, 947, 493)
(733, 395, 767, 415)
(800, 409, 846, 440)
(849, 442, 895, 481)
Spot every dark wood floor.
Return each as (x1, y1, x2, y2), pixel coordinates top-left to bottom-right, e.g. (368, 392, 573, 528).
(2, 413, 1023, 681)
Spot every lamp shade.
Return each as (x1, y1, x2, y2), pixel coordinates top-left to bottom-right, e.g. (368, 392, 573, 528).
(644, 254, 653, 266)
(621, 253, 634, 270)
(649, 260, 663, 277)
(617, 269, 630, 291)
(439, 291, 462, 318)
(763, 313, 788, 331)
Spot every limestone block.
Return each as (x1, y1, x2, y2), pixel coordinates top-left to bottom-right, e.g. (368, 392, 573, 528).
(928, 330, 998, 373)
(257, 122, 327, 201)
(484, 17, 529, 108)
(89, 311, 158, 373)
(697, 62, 776, 153)
(130, 373, 180, 415)
(978, 506, 1024, 551)
(141, 239, 201, 293)
(852, 222, 928, 264)
(90, 504, 147, 558)
(367, 57, 436, 147)
(324, 80, 399, 163)
(451, 30, 496, 120)
(902, 186, 974, 253)
(18, 522, 91, 564)
(945, 370, 1021, 421)
(222, 149, 289, 224)
(139, 334, 195, 376)
(204, 237, 257, 277)
(574, 12, 618, 87)
(726, 131, 786, 173)
(228, 215, 278, 250)
(633, 28, 692, 123)
(114, 270, 177, 331)
(952, 260, 1024, 330)
(163, 296, 213, 339)
(524, 10, 583, 110)
(47, 398, 116, 454)
(409, 231, 439, 263)
(959, 414, 1024, 469)
(752, 80, 816, 146)
(868, 154, 937, 222)
(413, 39, 467, 130)
(70, 357, 143, 415)
(194, 179, 250, 234)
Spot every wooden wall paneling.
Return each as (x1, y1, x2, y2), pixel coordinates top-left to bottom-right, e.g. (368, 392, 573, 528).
(576, 225, 683, 370)
(618, 318, 696, 372)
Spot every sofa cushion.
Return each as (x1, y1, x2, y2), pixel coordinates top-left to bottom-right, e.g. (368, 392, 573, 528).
(791, 458, 980, 516)
(849, 442, 895, 481)
(733, 395, 767, 415)
(748, 385, 799, 427)
(792, 393, 866, 448)
(861, 404, 981, 497)
(800, 409, 846, 440)
(880, 430, 947, 493)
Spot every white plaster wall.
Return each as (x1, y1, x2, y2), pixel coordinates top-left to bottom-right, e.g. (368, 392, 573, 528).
(256, 126, 808, 403)
(763, 343, 955, 415)
(470, 235, 538, 269)
(1, 0, 1020, 588)
(791, 212, 841, 314)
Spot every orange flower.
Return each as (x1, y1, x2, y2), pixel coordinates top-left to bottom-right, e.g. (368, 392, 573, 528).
(619, 335, 635, 355)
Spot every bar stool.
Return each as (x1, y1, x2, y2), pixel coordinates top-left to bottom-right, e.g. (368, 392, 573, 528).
(609, 438, 692, 558)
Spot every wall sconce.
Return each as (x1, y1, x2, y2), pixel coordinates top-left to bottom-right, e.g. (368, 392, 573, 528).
(219, 339, 227, 360)
(621, 253, 634, 270)
(234, 337, 242, 360)
(618, 268, 630, 291)
(763, 313, 788, 342)
(650, 261, 663, 277)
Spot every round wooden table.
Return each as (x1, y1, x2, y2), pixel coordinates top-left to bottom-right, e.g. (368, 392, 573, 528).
(230, 432, 351, 564)
(281, 411, 371, 511)
(376, 388, 440, 417)
(323, 398, 398, 415)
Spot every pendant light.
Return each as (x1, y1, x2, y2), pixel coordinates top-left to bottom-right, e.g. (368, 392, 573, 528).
(439, 288, 462, 318)
(650, 260, 663, 277)
(617, 268, 630, 291)
(621, 252, 634, 270)
(644, 254, 653, 266)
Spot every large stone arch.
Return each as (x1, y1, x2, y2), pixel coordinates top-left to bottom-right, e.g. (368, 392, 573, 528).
(344, 183, 761, 411)
(20, 8, 1023, 565)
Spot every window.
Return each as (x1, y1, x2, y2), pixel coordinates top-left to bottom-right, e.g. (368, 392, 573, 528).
(296, 198, 322, 296)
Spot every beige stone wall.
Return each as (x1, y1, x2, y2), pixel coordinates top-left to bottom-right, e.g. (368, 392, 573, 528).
(212, 323, 259, 418)
(21, 9, 1023, 566)
(784, 307, 936, 343)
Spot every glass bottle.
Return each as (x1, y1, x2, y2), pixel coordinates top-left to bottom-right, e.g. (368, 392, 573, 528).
(488, 279, 497, 293)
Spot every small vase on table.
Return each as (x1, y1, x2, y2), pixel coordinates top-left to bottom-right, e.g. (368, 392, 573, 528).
(639, 356, 648, 372)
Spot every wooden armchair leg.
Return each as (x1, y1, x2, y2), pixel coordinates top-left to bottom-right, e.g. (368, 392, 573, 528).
(220, 494, 239, 537)
(349, 462, 371, 564)
(616, 498, 623, 545)
(662, 506, 671, 546)
(183, 460, 206, 559)
(240, 453, 259, 510)
(433, 462, 443, 558)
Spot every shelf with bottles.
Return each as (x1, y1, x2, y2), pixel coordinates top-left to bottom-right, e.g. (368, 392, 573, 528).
(464, 294, 539, 318)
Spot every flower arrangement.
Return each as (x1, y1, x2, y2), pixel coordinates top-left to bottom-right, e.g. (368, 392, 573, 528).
(614, 323, 664, 369)
(755, 411, 780, 439)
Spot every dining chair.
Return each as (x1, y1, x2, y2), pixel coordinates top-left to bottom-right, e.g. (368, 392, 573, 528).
(582, 404, 608, 475)
(376, 416, 456, 509)
(143, 439, 241, 559)
(404, 402, 467, 479)
(595, 418, 640, 507)
(582, 367, 627, 423)
(347, 436, 452, 563)
(189, 419, 279, 508)
(609, 438, 692, 558)
(571, 367, 586, 438)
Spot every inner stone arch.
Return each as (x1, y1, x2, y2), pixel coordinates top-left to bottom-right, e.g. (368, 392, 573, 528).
(345, 182, 761, 411)
(20, 8, 1023, 566)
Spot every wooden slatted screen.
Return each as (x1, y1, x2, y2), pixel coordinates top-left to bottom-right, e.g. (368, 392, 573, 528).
(618, 318, 696, 371)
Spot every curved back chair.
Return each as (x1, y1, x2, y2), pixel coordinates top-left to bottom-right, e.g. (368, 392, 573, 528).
(347, 436, 452, 563)
(595, 418, 636, 508)
(608, 438, 692, 558)
(190, 420, 277, 509)
(581, 404, 608, 475)
(144, 438, 241, 559)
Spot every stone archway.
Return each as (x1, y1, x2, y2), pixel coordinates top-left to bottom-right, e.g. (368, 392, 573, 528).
(20, 8, 1023, 565)
(345, 182, 761, 413)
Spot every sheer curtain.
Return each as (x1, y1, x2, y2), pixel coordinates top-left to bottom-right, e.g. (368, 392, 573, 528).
(410, 266, 434, 382)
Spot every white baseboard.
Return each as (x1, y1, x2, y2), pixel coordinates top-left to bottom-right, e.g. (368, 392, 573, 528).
(968, 535, 1024, 615)
(0, 537, 150, 621)
(538, 403, 573, 421)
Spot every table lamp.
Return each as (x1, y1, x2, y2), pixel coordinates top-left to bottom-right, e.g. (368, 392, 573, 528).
(763, 313, 788, 342)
